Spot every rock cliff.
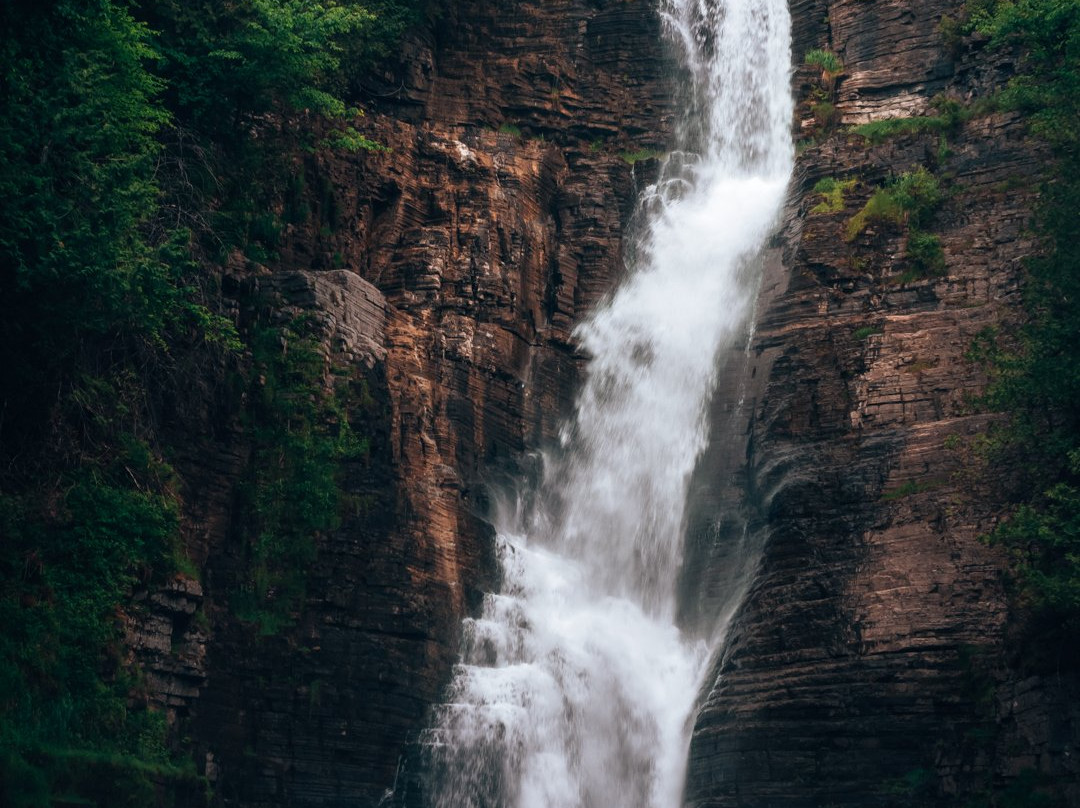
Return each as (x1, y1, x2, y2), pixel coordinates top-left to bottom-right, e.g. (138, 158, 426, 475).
(133, 0, 679, 805)
(127, 0, 1080, 805)
(684, 0, 1080, 805)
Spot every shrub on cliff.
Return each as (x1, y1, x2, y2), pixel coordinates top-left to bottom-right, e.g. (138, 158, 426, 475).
(965, 0, 1080, 659)
(141, 0, 371, 134)
(968, 0, 1080, 146)
(845, 167, 942, 241)
(232, 321, 369, 635)
(804, 48, 843, 76)
(809, 176, 856, 213)
(139, 0, 428, 140)
(906, 230, 946, 276)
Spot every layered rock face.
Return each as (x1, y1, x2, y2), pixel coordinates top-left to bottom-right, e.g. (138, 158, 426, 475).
(131, 0, 1080, 805)
(139, 1, 678, 806)
(685, 0, 1080, 805)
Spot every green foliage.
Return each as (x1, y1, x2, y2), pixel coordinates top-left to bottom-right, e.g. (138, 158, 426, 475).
(890, 167, 944, 226)
(0, 457, 200, 805)
(849, 94, 1003, 173)
(964, 0, 1080, 653)
(852, 96, 973, 144)
(940, 14, 967, 52)
(882, 479, 938, 500)
(938, 134, 955, 162)
(907, 230, 947, 275)
(963, 768, 1059, 808)
(141, 0, 382, 134)
(809, 176, 856, 214)
(0, 749, 49, 808)
(0, 0, 402, 794)
(1, 746, 207, 808)
(811, 100, 839, 130)
(845, 168, 945, 282)
(967, 0, 1080, 146)
(885, 767, 936, 798)
(0, 26, 230, 784)
(0, 1, 240, 458)
(325, 0, 430, 105)
(322, 122, 390, 153)
(852, 115, 952, 143)
(845, 188, 905, 240)
(0, 1, 161, 434)
(846, 167, 942, 240)
(999, 769, 1056, 808)
(993, 474, 1080, 613)
(853, 325, 882, 340)
(136, 0, 425, 256)
(1, 0, 435, 798)
(0, 0, 404, 798)
(233, 322, 368, 635)
(619, 148, 664, 165)
(805, 48, 844, 74)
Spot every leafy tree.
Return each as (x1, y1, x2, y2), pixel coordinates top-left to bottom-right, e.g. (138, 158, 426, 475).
(0, 2, 227, 801)
(965, 0, 1080, 657)
(0, 0, 416, 799)
(0, 0, 238, 458)
(139, 0, 422, 136)
(0, 1, 164, 442)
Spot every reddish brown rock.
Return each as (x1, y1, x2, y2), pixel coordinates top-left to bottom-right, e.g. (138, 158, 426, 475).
(128, 0, 1080, 805)
(137, 1, 679, 806)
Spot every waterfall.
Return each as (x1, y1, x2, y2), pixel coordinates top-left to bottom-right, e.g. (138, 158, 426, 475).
(416, 0, 792, 804)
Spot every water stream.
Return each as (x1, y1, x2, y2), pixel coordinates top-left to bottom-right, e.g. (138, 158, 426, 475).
(418, 0, 792, 804)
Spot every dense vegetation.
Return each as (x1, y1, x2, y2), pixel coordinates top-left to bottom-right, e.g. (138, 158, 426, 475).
(232, 321, 369, 636)
(0, 1, 419, 804)
(963, 0, 1080, 663)
(810, 167, 946, 284)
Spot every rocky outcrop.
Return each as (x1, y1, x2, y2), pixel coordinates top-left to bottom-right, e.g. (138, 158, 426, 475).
(685, 1, 1079, 805)
(125, 576, 208, 717)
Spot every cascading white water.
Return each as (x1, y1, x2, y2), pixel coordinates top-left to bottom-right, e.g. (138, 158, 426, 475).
(418, 0, 792, 805)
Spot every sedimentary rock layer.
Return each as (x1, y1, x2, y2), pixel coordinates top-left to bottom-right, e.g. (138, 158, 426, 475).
(685, 0, 1080, 804)
(130, 0, 1080, 805)
(142, 1, 678, 805)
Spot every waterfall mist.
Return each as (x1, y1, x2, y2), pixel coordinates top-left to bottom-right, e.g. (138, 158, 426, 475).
(412, 0, 793, 804)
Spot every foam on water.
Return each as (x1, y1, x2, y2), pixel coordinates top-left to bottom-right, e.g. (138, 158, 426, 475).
(417, 0, 792, 804)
